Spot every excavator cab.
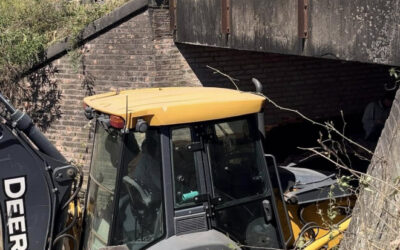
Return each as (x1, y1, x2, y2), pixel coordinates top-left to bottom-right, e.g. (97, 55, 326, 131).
(82, 114, 286, 250)
(81, 86, 354, 250)
(81, 87, 291, 249)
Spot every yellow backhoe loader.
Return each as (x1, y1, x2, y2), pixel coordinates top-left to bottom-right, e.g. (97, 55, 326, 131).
(0, 79, 354, 250)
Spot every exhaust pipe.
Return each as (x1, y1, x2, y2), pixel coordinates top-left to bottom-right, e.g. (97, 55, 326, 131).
(252, 78, 266, 140)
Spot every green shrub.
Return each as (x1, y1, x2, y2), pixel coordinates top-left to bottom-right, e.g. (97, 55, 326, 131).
(0, 0, 128, 83)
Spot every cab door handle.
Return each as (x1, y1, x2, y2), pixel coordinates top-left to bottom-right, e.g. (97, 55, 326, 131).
(262, 199, 272, 222)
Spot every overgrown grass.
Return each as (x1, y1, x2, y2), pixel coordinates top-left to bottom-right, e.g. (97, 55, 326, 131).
(0, 0, 129, 84)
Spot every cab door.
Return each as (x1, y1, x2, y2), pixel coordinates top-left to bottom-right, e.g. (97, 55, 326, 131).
(203, 116, 285, 249)
(169, 125, 210, 235)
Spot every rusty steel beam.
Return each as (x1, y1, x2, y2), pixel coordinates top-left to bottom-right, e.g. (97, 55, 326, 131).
(298, 0, 308, 38)
(221, 0, 231, 35)
(170, 0, 177, 31)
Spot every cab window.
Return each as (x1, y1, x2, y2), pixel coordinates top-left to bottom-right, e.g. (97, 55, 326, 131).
(112, 129, 164, 249)
(83, 124, 121, 249)
(206, 117, 280, 248)
(208, 117, 268, 203)
(171, 127, 201, 208)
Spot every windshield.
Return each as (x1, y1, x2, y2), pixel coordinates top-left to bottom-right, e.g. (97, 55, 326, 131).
(83, 125, 164, 250)
(83, 123, 121, 250)
(112, 129, 164, 249)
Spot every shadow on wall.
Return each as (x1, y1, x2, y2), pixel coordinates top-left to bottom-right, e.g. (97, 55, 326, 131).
(175, 43, 392, 174)
(26, 65, 62, 131)
(0, 65, 62, 132)
(22, 65, 61, 131)
(175, 43, 392, 127)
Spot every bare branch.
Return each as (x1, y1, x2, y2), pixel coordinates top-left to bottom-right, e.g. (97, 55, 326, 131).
(262, 94, 375, 156)
(206, 65, 240, 90)
(299, 147, 400, 195)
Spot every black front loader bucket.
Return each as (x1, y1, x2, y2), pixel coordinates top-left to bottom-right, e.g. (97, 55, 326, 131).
(0, 123, 52, 249)
(0, 93, 79, 250)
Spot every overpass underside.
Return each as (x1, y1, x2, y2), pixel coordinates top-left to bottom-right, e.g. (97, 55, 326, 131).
(170, 0, 400, 67)
(166, 0, 398, 166)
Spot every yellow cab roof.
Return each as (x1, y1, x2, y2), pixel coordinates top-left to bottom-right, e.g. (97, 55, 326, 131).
(83, 87, 265, 128)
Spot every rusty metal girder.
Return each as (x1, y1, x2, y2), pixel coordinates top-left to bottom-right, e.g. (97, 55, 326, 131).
(221, 0, 231, 35)
(170, 0, 177, 31)
(298, 0, 308, 38)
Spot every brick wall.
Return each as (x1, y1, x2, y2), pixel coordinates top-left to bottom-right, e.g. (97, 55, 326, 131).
(42, 6, 392, 176)
(176, 44, 392, 129)
(44, 8, 200, 178)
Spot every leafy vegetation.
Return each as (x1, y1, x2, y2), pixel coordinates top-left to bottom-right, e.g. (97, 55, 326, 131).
(0, 0, 128, 128)
(0, 0, 128, 74)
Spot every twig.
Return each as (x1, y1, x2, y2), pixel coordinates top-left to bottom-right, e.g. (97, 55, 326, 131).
(298, 146, 360, 177)
(298, 152, 319, 163)
(317, 136, 348, 171)
(352, 151, 371, 162)
(340, 110, 352, 168)
(206, 65, 240, 90)
(298, 147, 400, 193)
(261, 94, 375, 156)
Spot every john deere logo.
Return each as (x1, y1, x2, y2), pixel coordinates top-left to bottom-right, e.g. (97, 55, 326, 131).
(3, 176, 28, 250)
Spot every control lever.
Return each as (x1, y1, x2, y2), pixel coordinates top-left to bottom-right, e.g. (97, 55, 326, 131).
(262, 199, 272, 222)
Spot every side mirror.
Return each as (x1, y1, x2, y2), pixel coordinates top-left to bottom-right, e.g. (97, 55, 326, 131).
(135, 118, 148, 132)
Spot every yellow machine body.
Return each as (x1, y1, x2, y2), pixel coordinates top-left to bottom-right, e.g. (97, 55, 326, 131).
(286, 199, 353, 249)
(83, 87, 265, 127)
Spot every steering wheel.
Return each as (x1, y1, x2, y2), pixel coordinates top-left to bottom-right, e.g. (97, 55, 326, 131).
(122, 176, 158, 240)
(123, 176, 151, 207)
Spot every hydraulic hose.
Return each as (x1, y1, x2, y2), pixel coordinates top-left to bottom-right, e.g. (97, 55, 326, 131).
(0, 93, 66, 162)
